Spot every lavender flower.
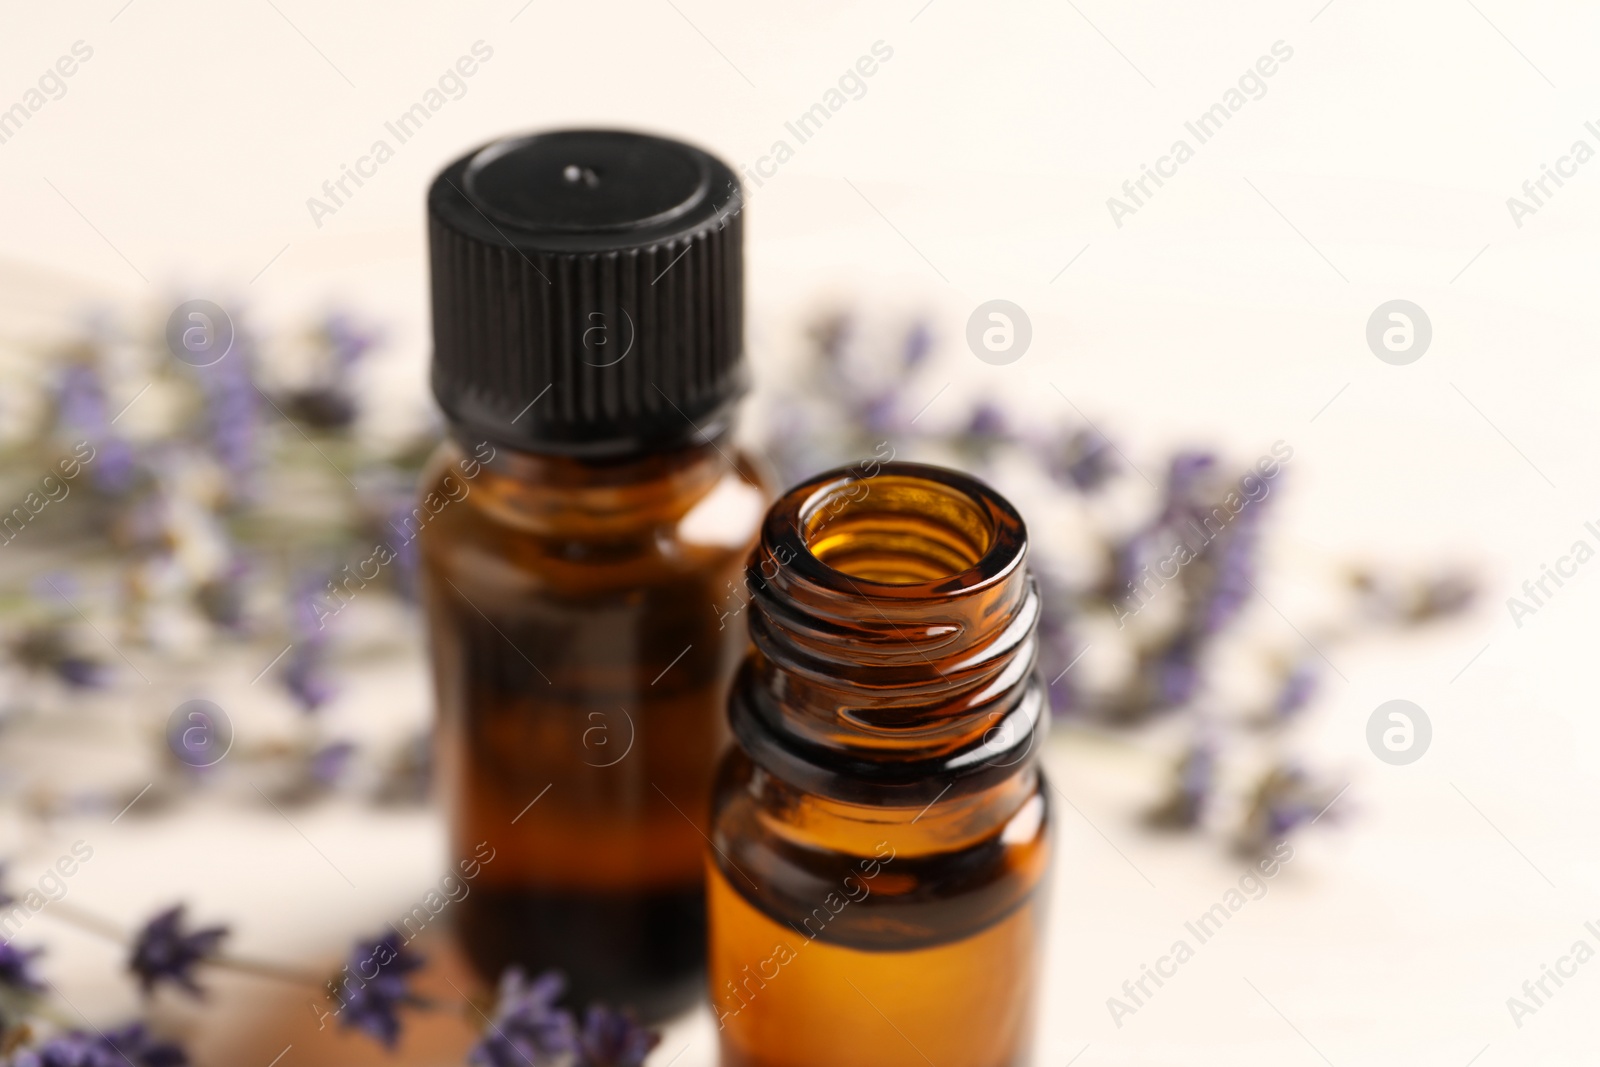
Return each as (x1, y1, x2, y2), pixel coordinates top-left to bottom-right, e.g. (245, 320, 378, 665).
(1235, 764, 1341, 856)
(1146, 740, 1215, 829)
(0, 941, 44, 994)
(946, 400, 1011, 467)
(10, 627, 109, 690)
(1271, 657, 1317, 721)
(808, 312, 851, 368)
(1152, 635, 1202, 708)
(1109, 531, 1150, 600)
(1417, 570, 1476, 620)
(384, 501, 421, 602)
(54, 657, 110, 689)
(573, 1004, 659, 1067)
(195, 555, 251, 634)
(1201, 499, 1267, 634)
(1050, 428, 1118, 492)
(467, 969, 575, 1067)
(282, 576, 336, 714)
(900, 319, 933, 370)
(308, 741, 357, 789)
(128, 905, 229, 998)
(333, 933, 425, 1048)
(1160, 451, 1217, 526)
(282, 311, 382, 431)
(54, 361, 135, 495)
(8, 1023, 186, 1067)
(193, 324, 259, 506)
(1354, 567, 1479, 625)
(857, 391, 904, 437)
(962, 401, 1009, 443)
(324, 311, 381, 374)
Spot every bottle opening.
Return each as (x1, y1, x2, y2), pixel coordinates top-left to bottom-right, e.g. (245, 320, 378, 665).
(801, 475, 995, 585)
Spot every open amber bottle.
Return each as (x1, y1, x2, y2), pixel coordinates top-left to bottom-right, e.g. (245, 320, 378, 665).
(709, 462, 1053, 1067)
(419, 130, 764, 1019)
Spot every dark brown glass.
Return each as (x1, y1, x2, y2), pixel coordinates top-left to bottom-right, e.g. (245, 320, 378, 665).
(709, 462, 1053, 1067)
(419, 434, 766, 1019)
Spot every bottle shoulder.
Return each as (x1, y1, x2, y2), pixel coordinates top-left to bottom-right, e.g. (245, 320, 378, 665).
(417, 437, 771, 579)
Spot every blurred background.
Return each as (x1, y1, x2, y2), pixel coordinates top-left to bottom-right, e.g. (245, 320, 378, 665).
(1, 1, 1597, 1064)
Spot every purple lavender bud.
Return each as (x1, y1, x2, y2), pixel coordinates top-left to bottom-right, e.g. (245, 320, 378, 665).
(1111, 531, 1149, 596)
(128, 905, 229, 998)
(93, 439, 137, 495)
(1262, 769, 1318, 837)
(1202, 501, 1268, 634)
(468, 968, 577, 1067)
(55, 363, 104, 431)
(1052, 429, 1118, 492)
(194, 326, 260, 505)
(1235, 763, 1341, 856)
(857, 392, 904, 436)
(54, 363, 136, 495)
(54, 656, 110, 690)
(1154, 636, 1201, 706)
(11, 1024, 187, 1067)
(1420, 571, 1477, 620)
(282, 645, 336, 714)
(334, 933, 425, 1049)
(309, 741, 357, 788)
(385, 503, 421, 602)
(574, 1004, 660, 1067)
(282, 576, 337, 714)
(901, 319, 933, 370)
(809, 313, 852, 366)
(196, 556, 251, 633)
(1274, 658, 1317, 719)
(0, 940, 45, 994)
(1162, 451, 1217, 524)
(1178, 742, 1215, 801)
(963, 401, 1009, 442)
(1147, 739, 1215, 828)
(324, 311, 381, 375)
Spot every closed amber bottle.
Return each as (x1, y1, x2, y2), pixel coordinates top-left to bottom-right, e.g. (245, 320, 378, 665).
(709, 462, 1053, 1067)
(419, 130, 762, 1018)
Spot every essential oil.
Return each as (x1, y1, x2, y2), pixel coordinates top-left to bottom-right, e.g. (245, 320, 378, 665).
(419, 129, 764, 1019)
(709, 462, 1053, 1066)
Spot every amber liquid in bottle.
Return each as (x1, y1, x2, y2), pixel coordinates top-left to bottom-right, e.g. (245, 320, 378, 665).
(709, 463, 1053, 1067)
(420, 436, 765, 1019)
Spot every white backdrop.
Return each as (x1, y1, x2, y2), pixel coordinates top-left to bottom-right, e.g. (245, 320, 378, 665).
(3, 1, 1600, 1064)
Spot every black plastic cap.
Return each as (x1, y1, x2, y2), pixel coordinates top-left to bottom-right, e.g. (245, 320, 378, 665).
(427, 129, 744, 458)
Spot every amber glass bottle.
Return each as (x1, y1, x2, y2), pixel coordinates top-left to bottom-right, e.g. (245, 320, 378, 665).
(709, 462, 1053, 1067)
(419, 130, 763, 1018)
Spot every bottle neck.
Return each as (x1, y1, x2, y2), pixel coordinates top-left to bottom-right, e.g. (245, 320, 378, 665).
(731, 463, 1048, 806)
(449, 427, 736, 537)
